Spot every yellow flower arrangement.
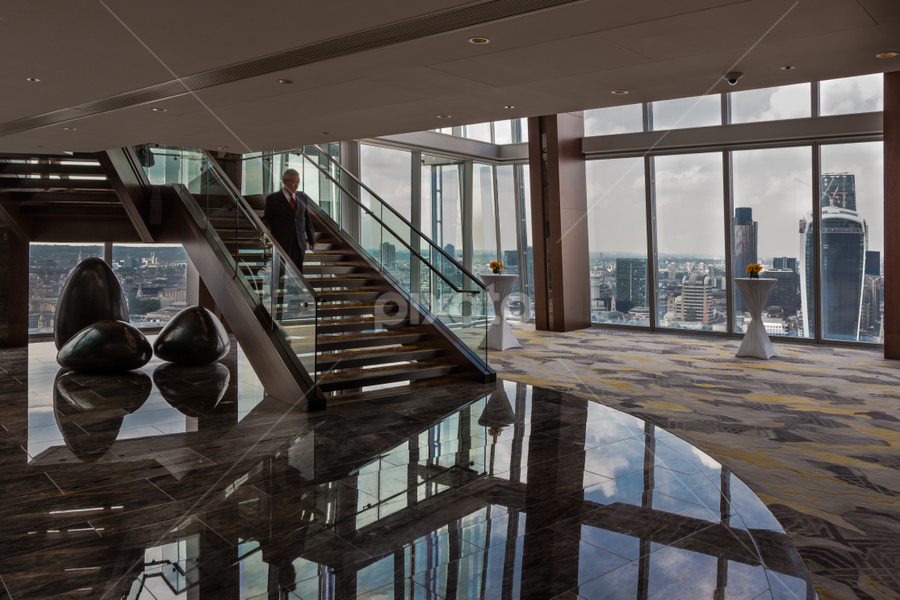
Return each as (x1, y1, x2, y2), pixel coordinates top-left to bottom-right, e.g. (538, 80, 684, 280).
(489, 261, 503, 274)
(746, 263, 762, 279)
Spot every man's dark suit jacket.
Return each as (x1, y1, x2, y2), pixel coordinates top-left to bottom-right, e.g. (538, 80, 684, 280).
(262, 190, 316, 271)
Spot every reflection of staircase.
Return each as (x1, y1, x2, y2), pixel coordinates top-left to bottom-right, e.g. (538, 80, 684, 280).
(208, 202, 467, 397)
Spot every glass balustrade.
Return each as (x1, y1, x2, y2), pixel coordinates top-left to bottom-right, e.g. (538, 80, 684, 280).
(139, 146, 318, 381)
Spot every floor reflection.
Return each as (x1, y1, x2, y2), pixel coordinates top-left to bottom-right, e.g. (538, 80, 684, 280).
(0, 340, 816, 599)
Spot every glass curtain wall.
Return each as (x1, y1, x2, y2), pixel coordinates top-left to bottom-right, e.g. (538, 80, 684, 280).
(586, 158, 648, 325)
(819, 142, 884, 343)
(731, 148, 813, 338)
(582, 76, 884, 345)
(654, 153, 726, 332)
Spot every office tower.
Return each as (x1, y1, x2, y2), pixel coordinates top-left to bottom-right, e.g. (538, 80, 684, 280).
(865, 251, 880, 275)
(381, 242, 396, 268)
(821, 173, 857, 211)
(773, 257, 798, 272)
(799, 172, 867, 340)
(766, 270, 801, 313)
(679, 274, 713, 324)
(503, 250, 518, 268)
(860, 274, 882, 340)
(733, 207, 758, 314)
(615, 258, 647, 313)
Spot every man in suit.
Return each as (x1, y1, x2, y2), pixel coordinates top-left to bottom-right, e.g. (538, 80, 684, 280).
(262, 168, 316, 272)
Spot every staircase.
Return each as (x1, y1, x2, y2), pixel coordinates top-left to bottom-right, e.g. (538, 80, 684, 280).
(206, 204, 467, 398)
(0, 152, 139, 242)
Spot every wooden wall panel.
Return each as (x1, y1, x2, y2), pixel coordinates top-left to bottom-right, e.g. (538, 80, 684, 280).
(527, 113, 591, 332)
(0, 228, 29, 347)
(885, 71, 900, 359)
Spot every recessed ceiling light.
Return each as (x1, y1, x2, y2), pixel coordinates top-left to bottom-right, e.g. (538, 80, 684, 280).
(151, 107, 167, 112)
(26, 77, 40, 82)
(876, 51, 898, 59)
(468, 37, 490, 45)
(277, 78, 294, 84)
(781, 65, 795, 71)
(63, 127, 76, 131)
(322, 131, 329, 135)
(218, 146, 229, 150)
(611, 89, 629, 95)
(437, 114, 451, 119)
(504, 105, 515, 109)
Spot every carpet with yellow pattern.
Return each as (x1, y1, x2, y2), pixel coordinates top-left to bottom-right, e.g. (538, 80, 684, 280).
(491, 324, 900, 600)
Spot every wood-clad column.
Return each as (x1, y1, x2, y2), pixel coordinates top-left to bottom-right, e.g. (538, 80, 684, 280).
(0, 228, 29, 347)
(527, 113, 591, 331)
(886, 71, 900, 359)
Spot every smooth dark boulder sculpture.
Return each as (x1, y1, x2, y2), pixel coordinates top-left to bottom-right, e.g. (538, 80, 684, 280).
(153, 362, 231, 418)
(153, 306, 230, 365)
(54, 369, 151, 462)
(57, 320, 153, 374)
(54, 257, 129, 350)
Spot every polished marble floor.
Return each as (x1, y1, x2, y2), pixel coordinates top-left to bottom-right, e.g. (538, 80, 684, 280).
(0, 339, 817, 599)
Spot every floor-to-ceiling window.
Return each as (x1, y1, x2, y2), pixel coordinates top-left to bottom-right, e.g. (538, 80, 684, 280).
(586, 157, 649, 326)
(731, 147, 813, 338)
(581, 75, 884, 346)
(819, 142, 884, 343)
(654, 153, 725, 332)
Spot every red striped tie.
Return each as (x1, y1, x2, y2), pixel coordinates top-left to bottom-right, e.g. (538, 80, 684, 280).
(289, 193, 296, 212)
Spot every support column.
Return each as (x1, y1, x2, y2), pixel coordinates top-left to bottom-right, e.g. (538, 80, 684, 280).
(527, 113, 591, 331)
(0, 228, 29, 347)
(885, 71, 900, 358)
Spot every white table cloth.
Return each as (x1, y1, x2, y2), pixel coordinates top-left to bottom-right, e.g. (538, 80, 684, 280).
(735, 278, 777, 360)
(478, 274, 522, 351)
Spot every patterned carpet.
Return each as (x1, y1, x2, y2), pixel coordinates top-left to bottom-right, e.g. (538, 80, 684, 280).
(490, 324, 900, 600)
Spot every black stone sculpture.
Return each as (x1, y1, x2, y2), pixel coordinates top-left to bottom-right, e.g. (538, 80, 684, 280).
(153, 362, 231, 418)
(153, 306, 230, 365)
(54, 369, 151, 462)
(57, 320, 152, 374)
(54, 257, 130, 350)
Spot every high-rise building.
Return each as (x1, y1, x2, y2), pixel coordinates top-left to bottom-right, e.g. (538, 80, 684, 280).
(734, 207, 758, 314)
(678, 273, 714, 324)
(821, 173, 857, 211)
(615, 258, 647, 314)
(773, 257, 798, 272)
(381, 242, 396, 268)
(865, 250, 880, 275)
(765, 270, 801, 313)
(860, 274, 882, 340)
(799, 173, 867, 340)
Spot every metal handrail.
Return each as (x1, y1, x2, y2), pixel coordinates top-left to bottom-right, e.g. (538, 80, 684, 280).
(293, 147, 481, 295)
(309, 144, 485, 289)
(198, 150, 320, 301)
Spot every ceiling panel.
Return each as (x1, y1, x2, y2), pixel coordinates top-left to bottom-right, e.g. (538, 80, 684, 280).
(601, 0, 876, 61)
(428, 32, 651, 86)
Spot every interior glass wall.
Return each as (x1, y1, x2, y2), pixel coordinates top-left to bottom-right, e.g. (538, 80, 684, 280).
(586, 157, 648, 326)
(819, 142, 884, 343)
(653, 153, 725, 332)
(731, 147, 813, 338)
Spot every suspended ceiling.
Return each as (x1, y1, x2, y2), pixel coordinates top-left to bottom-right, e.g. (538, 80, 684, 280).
(0, 0, 897, 154)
